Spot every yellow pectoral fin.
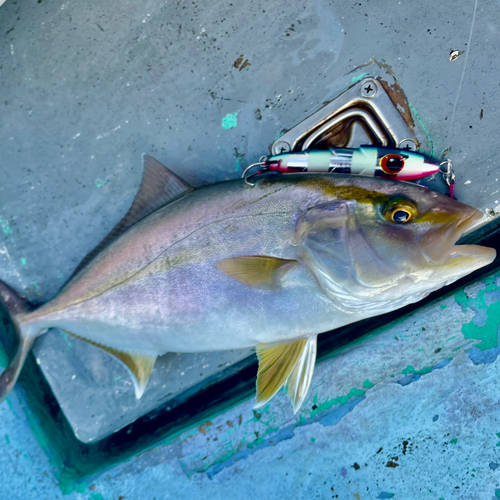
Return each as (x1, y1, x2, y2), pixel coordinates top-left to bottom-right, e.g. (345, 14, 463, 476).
(254, 338, 307, 409)
(62, 330, 156, 399)
(215, 256, 298, 290)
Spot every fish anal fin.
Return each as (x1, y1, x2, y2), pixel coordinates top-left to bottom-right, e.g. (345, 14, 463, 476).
(71, 154, 193, 277)
(216, 256, 298, 290)
(286, 336, 317, 414)
(254, 338, 307, 409)
(63, 330, 156, 399)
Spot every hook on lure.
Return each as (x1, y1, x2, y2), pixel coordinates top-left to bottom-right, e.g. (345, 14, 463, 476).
(242, 156, 269, 186)
(439, 159, 456, 199)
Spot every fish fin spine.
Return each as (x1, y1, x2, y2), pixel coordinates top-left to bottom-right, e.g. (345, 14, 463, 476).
(286, 336, 317, 414)
(254, 338, 307, 409)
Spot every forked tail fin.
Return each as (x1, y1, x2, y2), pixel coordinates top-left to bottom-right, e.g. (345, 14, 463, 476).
(0, 280, 35, 403)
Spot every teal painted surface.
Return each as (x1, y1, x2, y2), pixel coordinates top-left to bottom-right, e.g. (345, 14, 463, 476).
(221, 113, 238, 130)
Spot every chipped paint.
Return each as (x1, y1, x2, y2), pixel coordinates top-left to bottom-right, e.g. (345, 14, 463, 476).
(456, 277, 500, 351)
(351, 72, 368, 83)
(222, 112, 238, 129)
(0, 217, 13, 235)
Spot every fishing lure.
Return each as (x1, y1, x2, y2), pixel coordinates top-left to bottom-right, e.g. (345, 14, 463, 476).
(243, 146, 455, 197)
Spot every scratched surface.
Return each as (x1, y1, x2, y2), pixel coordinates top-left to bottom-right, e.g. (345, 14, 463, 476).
(2, 0, 500, 495)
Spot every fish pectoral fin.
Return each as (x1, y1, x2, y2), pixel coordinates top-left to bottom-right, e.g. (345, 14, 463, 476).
(286, 336, 317, 414)
(215, 256, 298, 290)
(254, 338, 307, 409)
(70, 154, 193, 277)
(62, 330, 156, 399)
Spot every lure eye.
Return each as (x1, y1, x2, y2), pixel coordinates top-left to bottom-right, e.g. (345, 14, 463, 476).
(380, 154, 405, 174)
(383, 200, 417, 224)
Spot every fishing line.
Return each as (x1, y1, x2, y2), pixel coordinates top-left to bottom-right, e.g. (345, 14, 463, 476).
(448, 0, 479, 137)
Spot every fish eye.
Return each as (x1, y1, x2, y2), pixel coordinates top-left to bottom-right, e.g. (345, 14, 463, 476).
(383, 199, 417, 224)
(380, 154, 405, 174)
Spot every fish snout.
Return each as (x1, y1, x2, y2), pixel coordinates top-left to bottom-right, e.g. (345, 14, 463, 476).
(420, 207, 484, 265)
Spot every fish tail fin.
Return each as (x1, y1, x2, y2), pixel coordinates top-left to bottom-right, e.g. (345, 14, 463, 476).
(0, 280, 36, 403)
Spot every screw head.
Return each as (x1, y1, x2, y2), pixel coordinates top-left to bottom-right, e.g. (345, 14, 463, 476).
(360, 79, 378, 98)
(273, 141, 291, 154)
(399, 139, 417, 151)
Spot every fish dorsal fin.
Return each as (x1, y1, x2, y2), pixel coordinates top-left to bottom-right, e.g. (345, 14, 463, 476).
(63, 330, 156, 399)
(72, 155, 193, 276)
(215, 256, 298, 290)
(254, 338, 307, 409)
(286, 336, 317, 413)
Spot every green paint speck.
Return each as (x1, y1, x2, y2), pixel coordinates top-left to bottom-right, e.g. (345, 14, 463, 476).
(20, 257, 26, 266)
(95, 178, 107, 188)
(59, 331, 72, 350)
(362, 379, 374, 389)
(4, 435, 9, 444)
(496, 489, 500, 499)
(310, 437, 315, 443)
(90, 494, 105, 500)
(75, 482, 88, 493)
(114, 376, 122, 382)
(0, 217, 13, 235)
(450, 438, 458, 444)
(440, 304, 447, 310)
(222, 112, 238, 129)
(305, 387, 366, 422)
(351, 72, 367, 84)
(454, 290, 469, 312)
(401, 365, 432, 376)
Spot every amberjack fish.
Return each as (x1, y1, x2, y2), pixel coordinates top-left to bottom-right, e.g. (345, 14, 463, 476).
(0, 155, 495, 412)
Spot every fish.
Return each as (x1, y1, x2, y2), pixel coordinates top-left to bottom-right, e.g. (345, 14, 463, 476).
(0, 155, 495, 412)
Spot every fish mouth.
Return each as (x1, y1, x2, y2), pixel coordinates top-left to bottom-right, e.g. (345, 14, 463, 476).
(422, 208, 496, 267)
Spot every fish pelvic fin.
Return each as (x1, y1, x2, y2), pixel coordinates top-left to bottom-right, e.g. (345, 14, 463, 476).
(215, 256, 298, 290)
(0, 280, 37, 403)
(254, 338, 307, 409)
(70, 154, 194, 278)
(62, 331, 156, 399)
(286, 336, 317, 414)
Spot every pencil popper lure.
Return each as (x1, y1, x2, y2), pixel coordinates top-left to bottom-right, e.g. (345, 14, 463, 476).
(243, 146, 456, 197)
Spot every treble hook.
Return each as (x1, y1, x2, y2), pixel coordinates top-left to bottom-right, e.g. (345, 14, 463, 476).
(242, 156, 269, 186)
(440, 159, 455, 199)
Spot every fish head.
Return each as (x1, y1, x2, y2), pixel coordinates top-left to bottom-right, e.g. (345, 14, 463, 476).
(295, 178, 496, 313)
